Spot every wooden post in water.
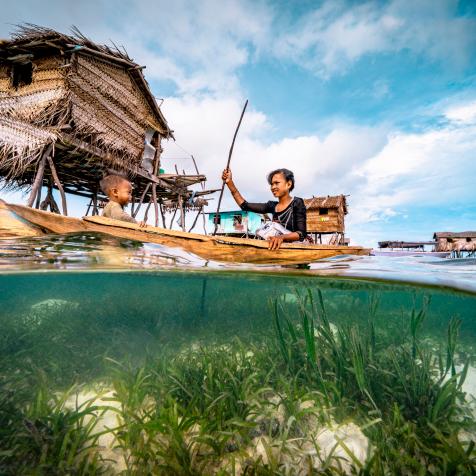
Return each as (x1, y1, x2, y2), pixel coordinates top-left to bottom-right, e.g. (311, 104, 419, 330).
(92, 187, 99, 216)
(159, 201, 166, 228)
(27, 144, 52, 207)
(152, 184, 159, 227)
(178, 195, 185, 231)
(143, 201, 152, 223)
(35, 182, 42, 209)
(151, 135, 162, 227)
(188, 206, 202, 233)
(169, 204, 178, 229)
(131, 194, 136, 216)
(47, 156, 68, 216)
(133, 183, 151, 218)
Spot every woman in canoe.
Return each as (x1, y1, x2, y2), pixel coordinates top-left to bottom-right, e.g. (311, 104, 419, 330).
(222, 168, 307, 250)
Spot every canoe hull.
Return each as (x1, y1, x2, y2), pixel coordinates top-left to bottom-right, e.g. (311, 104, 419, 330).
(7, 204, 370, 265)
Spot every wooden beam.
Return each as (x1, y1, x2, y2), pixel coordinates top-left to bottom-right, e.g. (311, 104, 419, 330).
(47, 156, 68, 216)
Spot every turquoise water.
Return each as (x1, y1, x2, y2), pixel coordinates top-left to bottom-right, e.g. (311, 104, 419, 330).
(1, 233, 476, 474)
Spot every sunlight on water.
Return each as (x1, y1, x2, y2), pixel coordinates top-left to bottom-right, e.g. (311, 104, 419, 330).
(1, 233, 476, 474)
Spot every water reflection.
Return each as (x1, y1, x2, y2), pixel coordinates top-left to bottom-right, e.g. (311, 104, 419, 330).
(1, 232, 475, 293)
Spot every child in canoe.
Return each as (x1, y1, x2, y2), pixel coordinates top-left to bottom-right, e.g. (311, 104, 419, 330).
(222, 168, 307, 250)
(99, 174, 145, 226)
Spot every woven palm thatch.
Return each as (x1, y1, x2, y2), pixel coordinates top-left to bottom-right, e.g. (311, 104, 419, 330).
(304, 195, 348, 234)
(0, 24, 172, 190)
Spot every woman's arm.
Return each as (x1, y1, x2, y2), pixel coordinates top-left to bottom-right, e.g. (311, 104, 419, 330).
(267, 232, 300, 250)
(222, 169, 245, 207)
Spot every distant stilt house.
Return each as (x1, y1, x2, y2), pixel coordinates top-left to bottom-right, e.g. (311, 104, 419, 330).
(207, 210, 263, 237)
(433, 231, 476, 256)
(304, 195, 348, 245)
(0, 25, 213, 229)
(377, 241, 435, 251)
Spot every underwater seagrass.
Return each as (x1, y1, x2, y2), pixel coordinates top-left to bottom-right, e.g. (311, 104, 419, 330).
(1, 282, 475, 475)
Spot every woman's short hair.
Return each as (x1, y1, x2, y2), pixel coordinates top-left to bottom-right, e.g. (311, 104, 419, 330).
(267, 168, 295, 191)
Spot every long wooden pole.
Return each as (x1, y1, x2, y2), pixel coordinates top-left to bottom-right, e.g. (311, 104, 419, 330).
(47, 156, 68, 216)
(213, 99, 248, 235)
(27, 144, 52, 208)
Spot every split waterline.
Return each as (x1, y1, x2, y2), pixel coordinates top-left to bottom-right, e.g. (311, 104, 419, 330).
(1, 234, 476, 474)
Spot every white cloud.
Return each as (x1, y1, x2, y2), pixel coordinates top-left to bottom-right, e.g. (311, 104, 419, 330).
(445, 101, 476, 124)
(274, 0, 476, 77)
(1, 0, 272, 95)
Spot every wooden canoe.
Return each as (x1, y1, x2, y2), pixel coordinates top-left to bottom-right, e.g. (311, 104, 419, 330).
(6, 203, 370, 265)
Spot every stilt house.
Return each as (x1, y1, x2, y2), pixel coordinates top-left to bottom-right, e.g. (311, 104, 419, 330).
(304, 195, 348, 245)
(433, 231, 476, 254)
(0, 25, 212, 228)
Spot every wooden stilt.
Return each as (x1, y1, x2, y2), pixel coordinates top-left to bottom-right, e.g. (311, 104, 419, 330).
(131, 194, 136, 216)
(169, 206, 178, 229)
(179, 195, 185, 231)
(202, 207, 207, 235)
(152, 184, 159, 227)
(35, 182, 42, 209)
(27, 144, 52, 207)
(92, 189, 98, 216)
(151, 135, 161, 227)
(159, 202, 166, 228)
(40, 183, 60, 213)
(133, 183, 151, 218)
(85, 198, 92, 216)
(47, 156, 68, 216)
(188, 206, 202, 233)
(143, 201, 152, 223)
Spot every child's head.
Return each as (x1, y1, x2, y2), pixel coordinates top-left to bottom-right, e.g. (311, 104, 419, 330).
(100, 174, 132, 206)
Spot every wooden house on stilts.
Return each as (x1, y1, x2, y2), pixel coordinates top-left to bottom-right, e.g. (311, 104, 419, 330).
(433, 231, 476, 256)
(0, 25, 213, 229)
(304, 195, 348, 245)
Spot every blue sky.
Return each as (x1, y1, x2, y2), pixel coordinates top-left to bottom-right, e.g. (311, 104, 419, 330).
(1, 0, 475, 246)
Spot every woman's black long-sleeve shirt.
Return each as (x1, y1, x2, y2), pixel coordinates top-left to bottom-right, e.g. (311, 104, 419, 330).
(240, 197, 307, 241)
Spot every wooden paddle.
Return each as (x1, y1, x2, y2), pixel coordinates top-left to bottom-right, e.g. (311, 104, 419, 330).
(213, 99, 248, 235)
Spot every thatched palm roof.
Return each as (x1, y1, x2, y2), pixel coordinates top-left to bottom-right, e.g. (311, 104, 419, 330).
(304, 195, 348, 214)
(433, 231, 476, 239)
(0, 24, 174, 193)
(1, 24, 171, 135)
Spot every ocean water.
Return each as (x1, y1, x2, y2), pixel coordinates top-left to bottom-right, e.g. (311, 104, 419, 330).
(1, 233, 476, 475)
